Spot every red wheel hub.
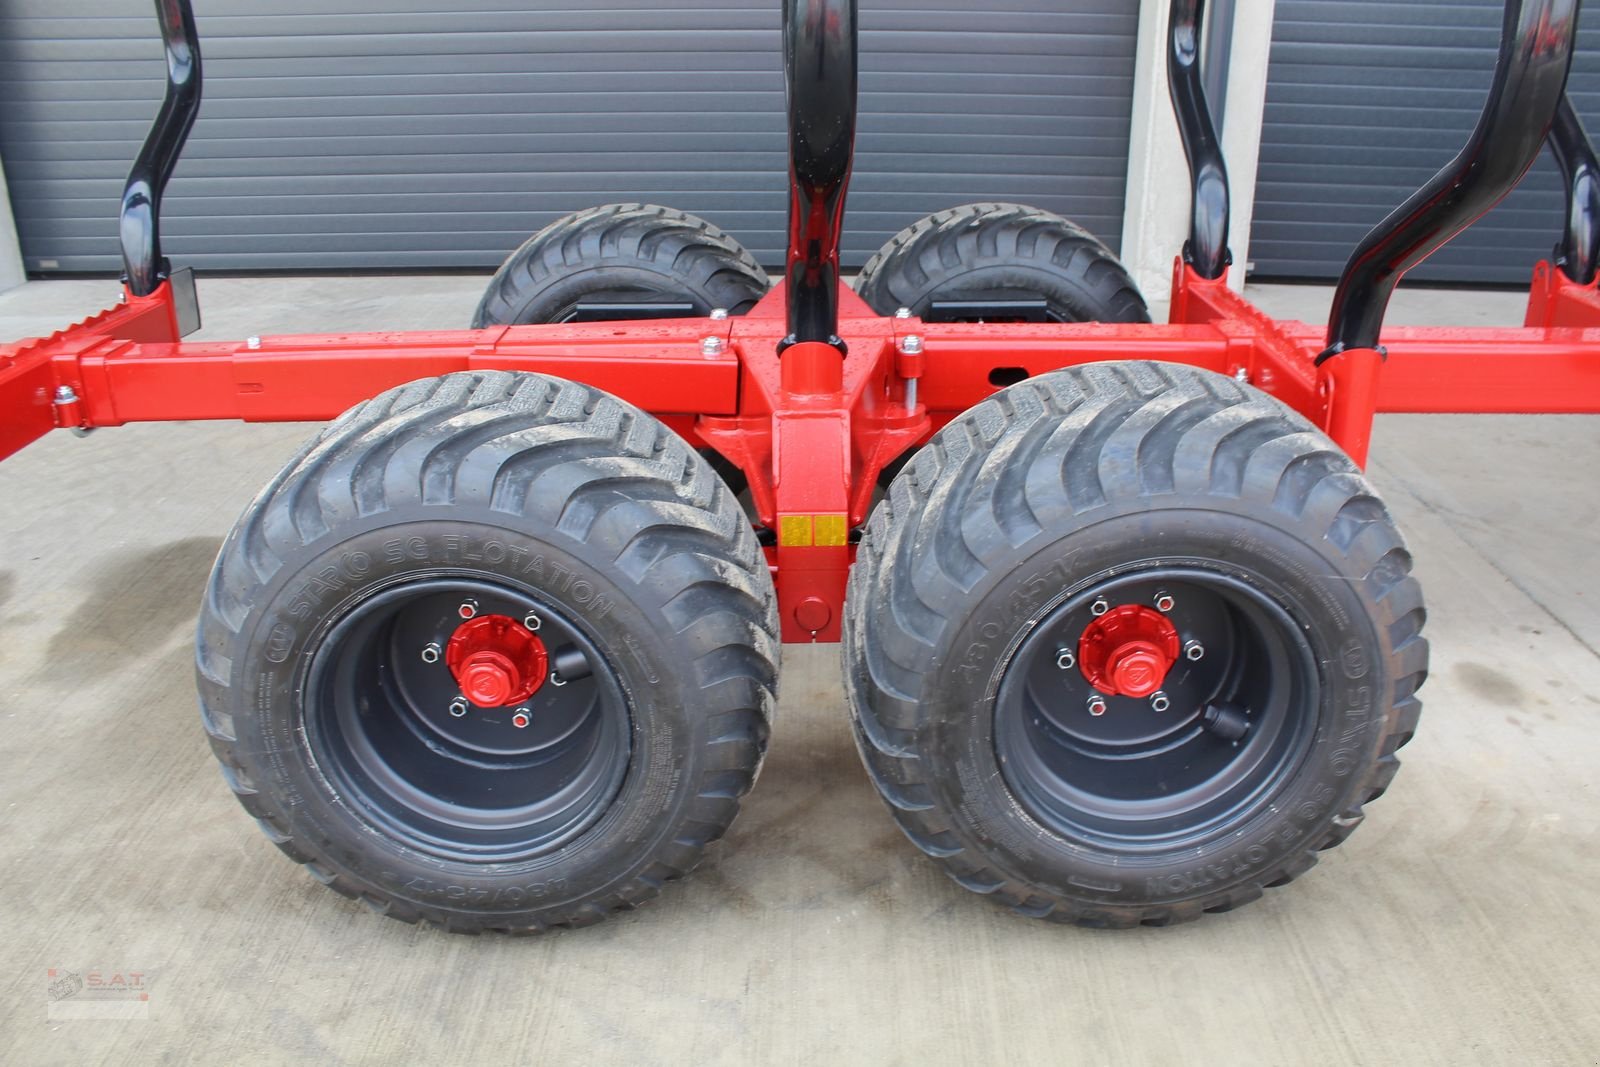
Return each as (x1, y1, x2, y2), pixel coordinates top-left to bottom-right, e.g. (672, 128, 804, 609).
(445, 614, 548, 707)
(1078, 604, 1179, 698)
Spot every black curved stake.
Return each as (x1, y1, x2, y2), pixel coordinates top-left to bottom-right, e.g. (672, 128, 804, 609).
(1322, 0, 1579, 360)
(1550, 93, 1600, 286)
(781, 0, 857, 352)
(121, 0, 202, 298)
(1168, 0, 1231, 281)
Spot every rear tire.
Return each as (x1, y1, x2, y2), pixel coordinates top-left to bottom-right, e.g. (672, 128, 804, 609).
(842, 362, 1426, 927)
(854, 202, 1149, 323)
(472, 203, 769, 327)
(197, 371, 778, 933)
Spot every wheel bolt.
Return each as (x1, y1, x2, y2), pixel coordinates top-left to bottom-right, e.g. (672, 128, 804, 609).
(1056, 648, 1076, 670)
(420, 642, 441, 664)
(523, 611, 541, 632)
(1184, 640, 1204, 661)
(1154, 590, 1175, 612)
(458, 599, 478, 619)
(1087, 694, 1108, 716)
(1090, 598, 1110, 617)
(1150, 690, 1170, 713)
(511, 710, 531, 729)
(449, 698, 468, 718)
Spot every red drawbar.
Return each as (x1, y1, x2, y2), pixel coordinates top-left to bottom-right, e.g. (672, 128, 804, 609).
(1077, 605, 1180, 698)
(446, 615, 548, 708)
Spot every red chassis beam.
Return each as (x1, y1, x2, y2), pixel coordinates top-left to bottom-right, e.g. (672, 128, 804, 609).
(4, 263, 1600, 640)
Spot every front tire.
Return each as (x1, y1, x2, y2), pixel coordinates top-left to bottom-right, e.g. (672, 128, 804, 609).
(842, 363, 1426, 926)
(197, 371, 778, 933)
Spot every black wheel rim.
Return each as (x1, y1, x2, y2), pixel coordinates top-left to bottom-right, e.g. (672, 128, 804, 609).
(994, 566, 1319, 851)
(304, 577, 631, 863)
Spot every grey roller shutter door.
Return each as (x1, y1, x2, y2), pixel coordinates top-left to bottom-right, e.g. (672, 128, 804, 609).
(1251, 0, 1600, 284)
(0, 1, 1137, 275)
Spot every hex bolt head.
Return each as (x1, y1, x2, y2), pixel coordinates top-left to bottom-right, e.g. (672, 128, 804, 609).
(701, 335, 726, 356)
(420, 642, 441, 664)
(448, 698, 469, 718)
(1233, 367, 1249, 383)
(709, 308, 729, 320)
(53, 385, 78, 404)
(897, 334, 924, 355)
(246, 336, 262, 350)
(1154, 590, 1176, 612)
(1056, 648, 1076, 670)
(1087, 694, 1108, 716)
(511, 710, 531, 729)
(1150, 691, 1171, 713)
(1184, 640, 1205, 662)
(522, 611, 541, 632)
(457, 599, 478, 619)
(894, 307, 912, 319)
(1090, 598, 1110, 617)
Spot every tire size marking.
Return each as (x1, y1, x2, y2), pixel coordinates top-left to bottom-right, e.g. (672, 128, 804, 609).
(392, 875, 570, 906)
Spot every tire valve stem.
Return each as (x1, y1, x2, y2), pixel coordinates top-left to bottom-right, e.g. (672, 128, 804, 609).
(1202, 703, 1251, 741)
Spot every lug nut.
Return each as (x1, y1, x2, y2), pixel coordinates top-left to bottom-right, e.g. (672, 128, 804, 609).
(511, 710, 531, 729)
(457, 599, 478, 619)
(1087, 694, 1108, 716)
(1154, 590, 1175, 612)
(1184, 640, 1205, 661)
(1090, 598, 1110, 617)
(522, 611, 541, 632)
(1150, 690, 1171, 713)
(449, 698, 468, 718)
(1056, 648, 1076, 670)
(420, 642, 441, 664)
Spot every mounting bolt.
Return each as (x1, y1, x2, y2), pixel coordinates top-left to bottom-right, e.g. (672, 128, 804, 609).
(1056, 648, 1076, 670)
(1150, 690, 1171, 713)
(897, 334, 924, 355)
(1154, 590, 1175, 612)
(1090, 598, 1110, 617)
(1184, 640, 1205, 662)
(894, 307, 912, 319)
(53, 385, 78, 405)
(246, 336, 261, 350)
(511, 710, 531, 729)
(420, 642, 441, 664)
(522, 611, 541, 632)
(701, 335, 726, 356)
(449, 698, 468, 718)
(457, 599, 478, 619)
(1233, 367, 1249, 383)
(709, 308, 729, 320)
(1087, 694, 1108, 717)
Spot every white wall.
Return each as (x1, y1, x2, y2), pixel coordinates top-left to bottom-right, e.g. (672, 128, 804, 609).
(0, 155, 24, 292)
(1121, 0, 1276, 305)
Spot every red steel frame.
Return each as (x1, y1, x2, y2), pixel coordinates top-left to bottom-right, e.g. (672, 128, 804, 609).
(5, 260, 1600, 642)
(5, 0, 1600, 643)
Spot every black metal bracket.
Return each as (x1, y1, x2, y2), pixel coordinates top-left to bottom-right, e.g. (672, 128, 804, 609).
(779, 0, 857, 354)
(121, 0, 203, 298)
(1320, 0, 1580, 361)
(1168, 0, 1232, 282)
(1549, 92, 1600, 286)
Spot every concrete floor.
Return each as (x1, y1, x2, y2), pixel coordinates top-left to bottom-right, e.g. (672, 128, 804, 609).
(2, 275, 1597, 1064)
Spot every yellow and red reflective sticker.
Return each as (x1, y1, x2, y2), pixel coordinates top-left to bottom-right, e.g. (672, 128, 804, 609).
(777, 514, 848, 547)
